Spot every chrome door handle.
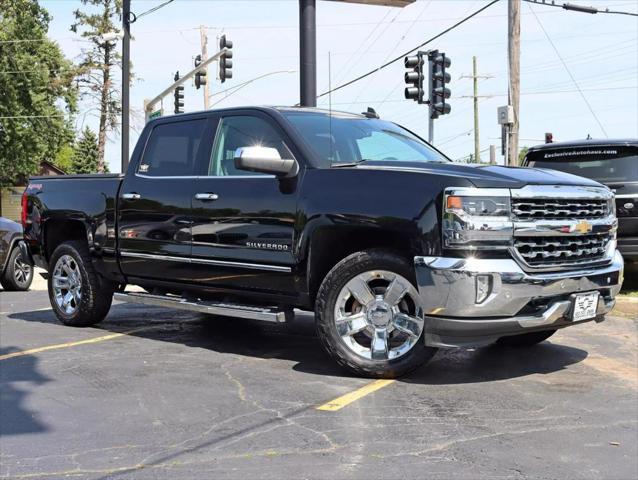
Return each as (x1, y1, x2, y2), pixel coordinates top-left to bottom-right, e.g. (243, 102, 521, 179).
(194, 193, 219, 201)
(122, 192, 141, 200)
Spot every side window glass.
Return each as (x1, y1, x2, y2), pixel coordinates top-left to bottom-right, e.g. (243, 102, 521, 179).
(139, 119, 207, 176)
(209, 115, 292, 176)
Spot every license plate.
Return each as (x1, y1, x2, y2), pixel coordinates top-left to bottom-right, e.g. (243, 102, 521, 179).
(572, 292, 599, 321)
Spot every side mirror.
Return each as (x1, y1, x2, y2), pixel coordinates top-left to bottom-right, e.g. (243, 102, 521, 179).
(234, 146, 298, 177)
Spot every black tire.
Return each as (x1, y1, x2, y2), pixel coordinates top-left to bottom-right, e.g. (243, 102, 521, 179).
(1, 246, 34, 291)
(496, 329, 557, 347)
(315, 249, 437, 378)
(48, 240, 114, 327)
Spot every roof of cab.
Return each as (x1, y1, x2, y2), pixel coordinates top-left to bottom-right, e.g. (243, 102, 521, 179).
(527, 138, 638, 152)
(148, 105, 367, 124)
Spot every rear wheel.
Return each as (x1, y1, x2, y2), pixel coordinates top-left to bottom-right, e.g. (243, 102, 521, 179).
(1, 246, 33, 291)
(497, 329, 557, 347)
(48, 241, 114, 327)
(316, 249, 437, 378)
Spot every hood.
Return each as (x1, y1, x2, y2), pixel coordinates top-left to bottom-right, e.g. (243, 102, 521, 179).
(352, 161, 606, 189)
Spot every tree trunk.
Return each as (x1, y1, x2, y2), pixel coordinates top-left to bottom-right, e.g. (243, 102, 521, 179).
(97, 43, 111, 173)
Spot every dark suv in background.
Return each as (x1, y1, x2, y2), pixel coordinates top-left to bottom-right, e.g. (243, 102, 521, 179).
(523, 139, 638, 265)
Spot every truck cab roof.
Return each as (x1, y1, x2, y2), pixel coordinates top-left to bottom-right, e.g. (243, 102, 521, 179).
(528, 138, 638, 153)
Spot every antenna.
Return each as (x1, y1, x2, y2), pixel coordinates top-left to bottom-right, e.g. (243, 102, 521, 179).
(328, 51, 334, 165)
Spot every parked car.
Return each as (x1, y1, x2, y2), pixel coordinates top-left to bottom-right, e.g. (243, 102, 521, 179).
(0, 217, 33, 291)
(21, 107, 624, 378)
(523, 139, 637, 264)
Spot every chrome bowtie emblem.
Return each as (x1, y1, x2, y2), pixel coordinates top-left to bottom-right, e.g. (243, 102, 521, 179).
(574, 219, 593, 234)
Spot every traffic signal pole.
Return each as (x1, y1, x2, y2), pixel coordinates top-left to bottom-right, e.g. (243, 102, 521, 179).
(200, 26, 210, 109)
(144, 48, 227, 120)
(299, 0, 317, 107)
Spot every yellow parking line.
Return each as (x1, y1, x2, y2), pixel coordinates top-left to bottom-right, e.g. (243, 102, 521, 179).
(0, 327, 151, 361)
(316, 379, 395, 411)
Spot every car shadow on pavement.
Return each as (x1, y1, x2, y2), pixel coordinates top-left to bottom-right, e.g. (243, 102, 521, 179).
(404, 342, 588, 385)
(0, 347, 51, 436)
(7, 305, 588, 384)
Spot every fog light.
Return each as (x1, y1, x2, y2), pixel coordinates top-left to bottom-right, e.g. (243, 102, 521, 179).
(476, 275, 492, 304)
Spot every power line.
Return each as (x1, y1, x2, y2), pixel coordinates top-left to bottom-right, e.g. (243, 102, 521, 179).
(527, 3, 609, 137)
(315, 0, 500, 101)
(523, 0, 638, 17)
(135, 0, 175, 21)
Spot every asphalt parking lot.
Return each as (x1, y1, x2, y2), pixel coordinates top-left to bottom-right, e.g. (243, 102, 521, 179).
(1, 276, 637, 479)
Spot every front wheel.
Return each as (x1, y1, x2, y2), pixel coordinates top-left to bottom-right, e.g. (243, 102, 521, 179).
(48, 241, 114, 327)
(315, 249, 437, 378)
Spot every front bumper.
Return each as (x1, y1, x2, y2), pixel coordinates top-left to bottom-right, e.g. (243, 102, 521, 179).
(414, 250, 624, 348)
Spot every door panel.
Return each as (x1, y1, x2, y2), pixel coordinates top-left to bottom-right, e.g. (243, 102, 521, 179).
(118, 117, 213, 282)
(189, 113, 299, 294)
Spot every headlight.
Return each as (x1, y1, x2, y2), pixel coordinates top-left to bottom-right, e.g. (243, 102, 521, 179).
(446, 195, 510, 217)
(443, 188, 513, 250)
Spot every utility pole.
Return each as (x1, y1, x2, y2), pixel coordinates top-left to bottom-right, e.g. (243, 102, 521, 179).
(508, 0, 521, 165)
(472, 56, 480, 162)
(121, 0, 131, 172)
(489, 144, 496, 165)
(460, 56, 491, 162)
(200, 26, 210, 109)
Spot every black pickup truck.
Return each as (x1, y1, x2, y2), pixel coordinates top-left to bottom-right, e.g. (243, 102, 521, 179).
(523, 139, 638, 264)
(22, 107, 624, 378)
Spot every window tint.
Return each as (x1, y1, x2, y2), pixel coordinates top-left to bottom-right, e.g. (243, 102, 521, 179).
(139, 120, 207, 176)
(283, 111, 447, 168)
(209, 115, 292, 176)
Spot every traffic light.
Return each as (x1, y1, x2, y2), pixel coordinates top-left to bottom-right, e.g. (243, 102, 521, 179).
(404, 53, 425, 103)
(545, 132, 553, 144)
(429, 50, 451, 119)
(194, 54, 207, 90)
(173, 71, 184, 114)
(219, 35, 233, 83)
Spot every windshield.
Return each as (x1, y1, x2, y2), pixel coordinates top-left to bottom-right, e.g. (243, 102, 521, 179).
(527, 148, 638, 183)
(282, 111, 448, 168)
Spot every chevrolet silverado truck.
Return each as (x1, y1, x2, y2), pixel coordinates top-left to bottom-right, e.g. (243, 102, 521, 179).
(21, 107, 624, 378)
(522, 139, 638, 265)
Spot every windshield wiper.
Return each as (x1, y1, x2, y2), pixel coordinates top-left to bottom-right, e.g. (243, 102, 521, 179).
(331, 159, 371, 168)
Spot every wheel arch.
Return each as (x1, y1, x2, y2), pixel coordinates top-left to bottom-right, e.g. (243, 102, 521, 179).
(305, 225, 417, 306)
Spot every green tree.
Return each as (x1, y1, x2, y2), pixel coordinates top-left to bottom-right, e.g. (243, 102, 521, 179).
(0, 0, 77, 185)
(54, 143, 74, 173)
(518, 146, 529, 165)
(71, 0, 126, 173)
(71, 127, 99, 174)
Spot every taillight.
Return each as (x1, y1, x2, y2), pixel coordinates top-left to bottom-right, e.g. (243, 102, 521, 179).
(21, 189, 28, 229)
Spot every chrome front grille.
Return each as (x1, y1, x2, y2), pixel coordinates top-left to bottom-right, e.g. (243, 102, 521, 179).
(514, 233, 612, 267)
(510, 185, 616, 271)
(512, 198, 608, 220)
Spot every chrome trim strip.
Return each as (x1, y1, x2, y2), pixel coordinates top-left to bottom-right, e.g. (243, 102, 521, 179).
(615, 193, 638, 199)
(119, 251, 291, 272)
(510, 185, 613, 200)
(134, 173, 275, 180)
(444, 186, 511, 197)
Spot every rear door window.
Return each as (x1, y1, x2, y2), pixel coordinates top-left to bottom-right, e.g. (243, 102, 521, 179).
(139, 119, 208, 176)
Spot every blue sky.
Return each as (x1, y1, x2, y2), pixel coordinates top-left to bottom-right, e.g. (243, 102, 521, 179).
(42, 0, 638, 172)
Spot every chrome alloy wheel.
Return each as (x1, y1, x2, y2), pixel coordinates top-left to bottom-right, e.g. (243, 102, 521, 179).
(52, 255, 83, 315)
(334, 270, 424, 361)
(13, 253, 32, 287)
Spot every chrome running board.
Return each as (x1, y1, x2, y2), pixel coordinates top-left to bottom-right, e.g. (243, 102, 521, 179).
(113, 292, 292, 323)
